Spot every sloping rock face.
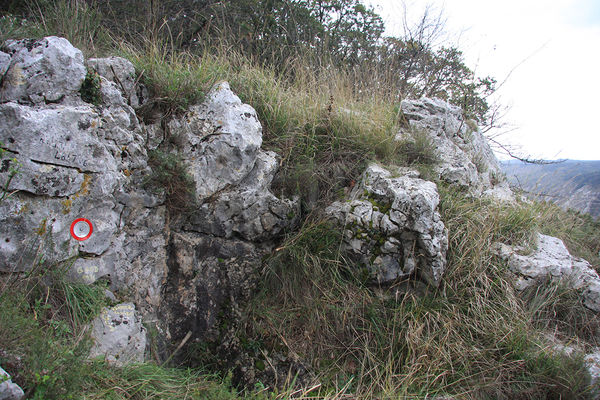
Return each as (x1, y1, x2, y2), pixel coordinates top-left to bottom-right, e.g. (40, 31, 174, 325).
(495, 233, 600, 312)
(398, 98, 513, 201)
(0, 37, 298, 365)
(327, 164, 448, 286)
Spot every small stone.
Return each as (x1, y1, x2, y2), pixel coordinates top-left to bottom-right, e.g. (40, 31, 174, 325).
(0, 366, 24, 400)
(89, 303, 146, 366)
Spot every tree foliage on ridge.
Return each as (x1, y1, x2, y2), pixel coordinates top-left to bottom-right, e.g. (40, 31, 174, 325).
(1, 0, 496, 124)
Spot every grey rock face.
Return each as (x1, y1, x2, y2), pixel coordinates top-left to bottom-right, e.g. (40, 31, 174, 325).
(160, 86, 299, 348)
(399, 97, 512, 200)
(0, 36, 167, 322)
(0, 36, 86, 105)
(327, 164, 448, 286)
(0, 366, 24, 400)
(185, 150, 300, 241)
(168, 82, 263, 200)
(87, 56, 147, 108)
(0, 98, 156, 272)
(0, 103, 117, 173)
(495, 233, 600, 312)
(89, 303, 147, 366)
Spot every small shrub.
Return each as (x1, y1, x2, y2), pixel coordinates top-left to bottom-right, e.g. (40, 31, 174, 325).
(80, 69, 102, 106)
(146, 150, 196, 213)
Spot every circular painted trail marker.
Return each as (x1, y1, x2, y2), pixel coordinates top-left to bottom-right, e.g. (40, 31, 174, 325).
(70, 218, 93, 241)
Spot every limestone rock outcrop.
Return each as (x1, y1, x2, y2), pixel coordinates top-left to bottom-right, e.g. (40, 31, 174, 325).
(159, 83, 299, 348)
(0, 36, 298, 366)
(398, 97, 513, 201)
(0, 43, 165, 323)
(327, 164, 448, 286)
(495, 233, 600, 312)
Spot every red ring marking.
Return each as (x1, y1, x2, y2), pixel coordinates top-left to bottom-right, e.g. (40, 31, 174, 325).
(70, 218, 93, 241)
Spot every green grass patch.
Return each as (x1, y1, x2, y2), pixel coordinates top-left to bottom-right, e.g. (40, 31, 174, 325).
(237, 191, 592, 398)
(146, 149, 197, 213)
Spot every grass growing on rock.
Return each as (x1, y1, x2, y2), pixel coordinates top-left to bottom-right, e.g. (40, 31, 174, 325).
(2, 2, 600, 398)
(119, 38, 401, 209)
(237, 191, 593, 398)
(146, 149, 197, 213)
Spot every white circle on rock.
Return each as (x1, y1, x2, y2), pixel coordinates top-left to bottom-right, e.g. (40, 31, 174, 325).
(73, 220, 90, 238)
(70, 218, 93, 241)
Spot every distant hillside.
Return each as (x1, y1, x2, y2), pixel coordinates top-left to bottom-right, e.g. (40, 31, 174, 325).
(501, 160, 600, 218)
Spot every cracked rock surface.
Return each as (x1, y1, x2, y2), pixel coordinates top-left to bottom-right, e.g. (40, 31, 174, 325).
(327, 164, 448, 286)
(0, 37, 299, 368)
(399, 97, 513, 201)
(495, 233, 600, 312)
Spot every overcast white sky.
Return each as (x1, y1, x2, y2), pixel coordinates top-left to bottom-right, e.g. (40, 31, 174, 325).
(365, 0, 600, 160)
